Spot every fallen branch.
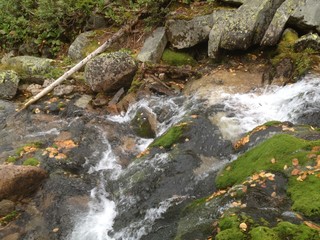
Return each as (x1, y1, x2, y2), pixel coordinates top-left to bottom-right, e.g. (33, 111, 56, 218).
(18, 15, 141, 112)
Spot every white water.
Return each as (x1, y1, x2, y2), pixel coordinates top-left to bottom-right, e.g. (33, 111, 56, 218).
(212, 76, 320, 140)
(69, 75, 320, 240)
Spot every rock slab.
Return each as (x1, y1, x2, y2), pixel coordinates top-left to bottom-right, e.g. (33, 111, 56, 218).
(0, 165, 47, 201)
(85, 51, 137, 93)
(137, 27, 167, 63)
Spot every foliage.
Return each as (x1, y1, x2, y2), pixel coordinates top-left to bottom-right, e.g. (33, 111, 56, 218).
(0, 211, 19, 226)
(23, 157, 40, 166)
(215, 228, 246, 240)
(6, 156, 18, 163)
(162, 49, 197, 66)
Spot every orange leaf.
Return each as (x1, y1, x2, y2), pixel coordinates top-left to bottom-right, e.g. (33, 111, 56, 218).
(304, 221, 320, 231)
(291, 169, 300, 176)
(292, 158, 299, 166)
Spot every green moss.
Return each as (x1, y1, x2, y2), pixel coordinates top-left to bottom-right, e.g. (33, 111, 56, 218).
(287, 175, 320, 218)
(219, 215, 240, 231)
(216, 134, 319, 189)
(215, 228, 246, 240)
(272, 30, 317, 81)
(274, 222, 320, 240)
(0, 211, 18, 226)
(23, 157, 40, 166)
(183, 196, 207, 213)
(162, 49, 196, 66)
(6, 155, 18, 163)
(150, 123, 187, 149)
(250, 226, 280, 240)
(57, 102, 66, 109)
(263, 121, 282, 127)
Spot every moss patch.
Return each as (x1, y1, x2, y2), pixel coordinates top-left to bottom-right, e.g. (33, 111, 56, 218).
(288, 175, 320, 218)
(274, 221, 319, 240)
(162, 49, 196, 66)
(216, 228, 246, 240)
(150, 122, 188, 149)
(6, 156, 18, 163)
(0, 210, 19, 226)
(250, 226, 280, 240)
(23, 157, 40, 166)
(216, 134, 317, 189)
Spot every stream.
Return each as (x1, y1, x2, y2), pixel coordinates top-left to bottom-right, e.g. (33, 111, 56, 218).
(67, 75, 320, 240)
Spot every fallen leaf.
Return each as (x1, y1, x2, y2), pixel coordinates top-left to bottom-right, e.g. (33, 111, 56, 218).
(312, 146, 320, 152)
(304, 221, 320, 231)
(307, 153, 317, 159)
(282, 126, 295, 132)
(291, 169, 300, 176)
(52, 228, 59, 233)
(190, 115, 198, 119)
(239, 222, 247, 231)
(55, 153, 67, 160)
(292, 158, 299, 166)
(226, 166, 231, 171)
(271, 158, 276, 164)
(283, 165, 288, 170)
(271, 192, 277, 198)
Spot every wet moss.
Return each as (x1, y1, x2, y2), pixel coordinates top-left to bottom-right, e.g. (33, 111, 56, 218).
(274, 221, 319, 240)
(288, 175, 320, 218)
(6, 156, 18, 163)
(23, 157, 40, 166)
(263, 121, 282, 127)
(162, 49, 196, 66)
(215, 228, 246, 240)
(219, 215, 240, 231)
(150, 123, 188, 149)
(250, 226, 280, 240)
(216, 134, 317, 189)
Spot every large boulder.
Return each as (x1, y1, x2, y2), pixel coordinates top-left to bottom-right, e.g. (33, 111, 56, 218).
(289, 0, 320, 32)
(85, 51, 137, 93)
(166, 14, 215, 49)
(68, 31, 102, 61)
(4, 56, 54, 84)
(219, 0, 285, 50)
(0, 70, 20, 100)
(137, 27, 167, 63)
(0, 165, 47, 201)
(261, 0, 305, 46)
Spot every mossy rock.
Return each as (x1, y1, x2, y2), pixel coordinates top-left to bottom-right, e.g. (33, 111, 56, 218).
(131, 109, 156, 138)
(288, 175, 320, 218)
(215, 228, 246, 240)
(150, 122, 188, 149)
(274, 221, 320, 240)
(23, 158, 40, 166)
(162, 49, 196, 66)
(250, 226, 280, 240)
(219, 215, 240, 231)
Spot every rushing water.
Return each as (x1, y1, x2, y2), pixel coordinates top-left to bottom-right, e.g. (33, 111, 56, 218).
(69, 75, 320, 240)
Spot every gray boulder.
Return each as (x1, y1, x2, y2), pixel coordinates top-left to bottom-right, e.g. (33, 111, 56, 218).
(0, 70, 20, 100)
(261, 0, 304, 46)
(294, 33, 320, 52)
(137, 27, 167, 63)
(68, 31, 102, 61)
(166, 14, 214, 49)
(85, 51, 137, 93)
(289, 0, 320, 32)
(219, 0, 285, 50)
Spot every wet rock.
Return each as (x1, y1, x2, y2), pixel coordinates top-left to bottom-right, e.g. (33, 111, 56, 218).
(131, 108, 157, 138)
(85, 51, 137, 93)
(296, 111, 320, 128)
(294, 32, 320, 52)
(53, 85, 74, 96)
(219, 0, 285, 50)
(261, 0, 304, 46)
(0, 70, 20, 100)
(0, 165, 47, 201)
(166, 14, 214, 49)
(74, 94, 92, 109)
(68, 31, 101, 61)
(289, 0, 320, 32)
(5, 56, 54, 84)
(0, 199, 15, 216)
(84, 14, 107, 31)
(137, 27, 167, 63)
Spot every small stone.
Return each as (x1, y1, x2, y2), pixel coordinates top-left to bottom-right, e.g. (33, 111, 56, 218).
(271, 192, 277, 198)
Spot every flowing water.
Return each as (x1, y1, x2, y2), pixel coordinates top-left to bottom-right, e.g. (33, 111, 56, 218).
(69, 75, 320, 240)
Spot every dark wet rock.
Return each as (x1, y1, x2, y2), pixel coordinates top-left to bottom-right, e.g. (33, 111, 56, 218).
(289, 0, 320, 33)
(137, 27, 167, 63)
(166, 14, 215, 49)
(5, 56, 54, 84)
(0, 165, 48, 201)
(85, 51, 137, 93)
(131, 108, 157, 138)
(261, 0, 304, 46)
(294, 33, 320, 52)
(0, 70, 20, 100)
(296, 111, 320, 128)
(68, 31, 101, 61)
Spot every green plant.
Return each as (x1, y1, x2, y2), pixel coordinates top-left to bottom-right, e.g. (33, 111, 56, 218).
(23, 157, 40, 166)
(0, 211, 19, 226)
(6, 156, 18, 163)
